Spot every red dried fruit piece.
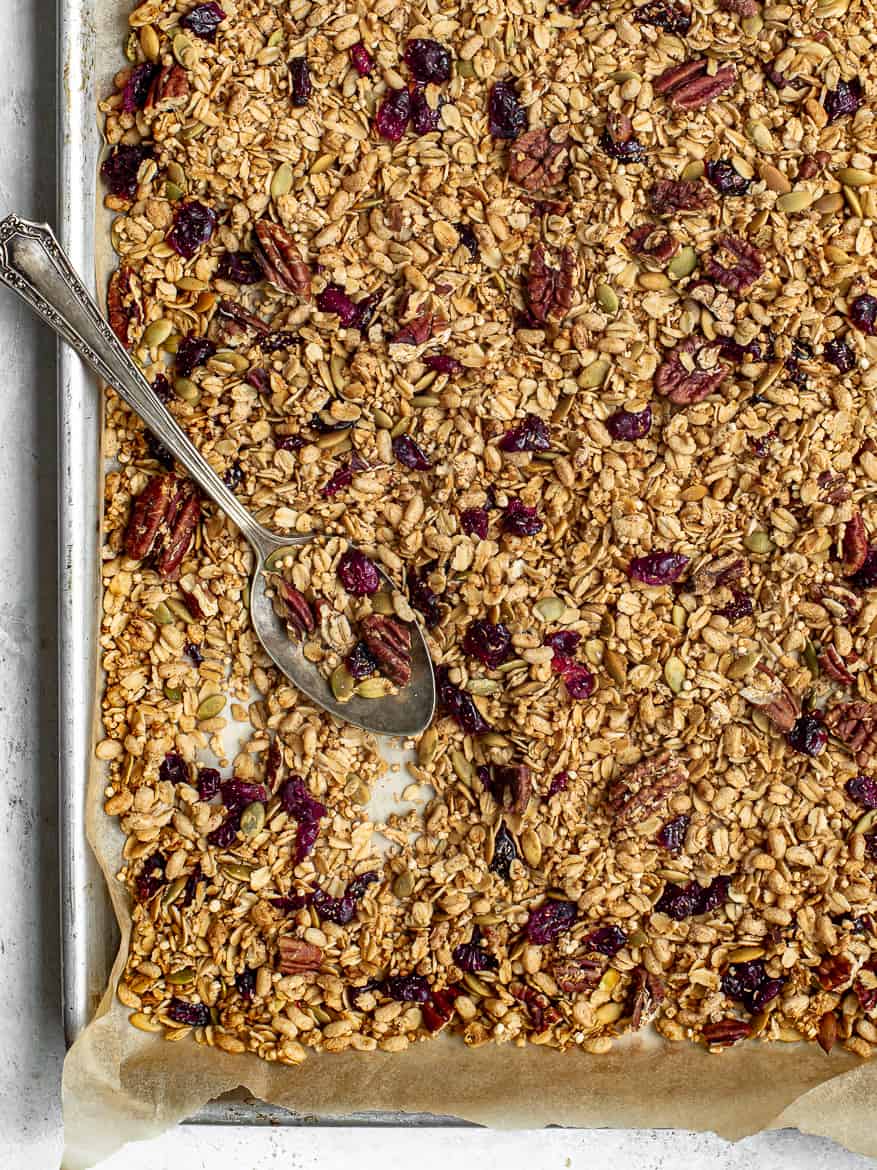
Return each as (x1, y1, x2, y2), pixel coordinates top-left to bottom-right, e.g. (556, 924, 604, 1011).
(375, 87, 411, 141)
(818, 646, 854, 687)
(854, 962, 877, 1013)
(583, 925, 628, 957)
(265, 737, 283, 791)
(606, 750, 688, 826)
(527, 899, 577, 944)
(654, 334, 728, 404)
(846, 775, 877, 810)
(404, 38, 452, 84)
(842, 513, 869, 575)
(499, 413, 551, 452)
(605, 405, 652, 441)
(436, 665, 492, 734)
(850, 294, 877, 335)
(167, 997, 211, 1028)
(107, 266, 141, 349)
(461, 507, 489, 539)
(635, 0, 692, 34)
(488, 79, 526, 139)
(101, 143, 153, 199)
(508, 127, 572, 190)
(120, 63, 159, 112)
(288, 57, 312, 107)
(526, 243, 575, 322)
(656, 813, 689, 853)
(181, 2, 225, 41)
(654, 59, 736, 110)
(349, 42, 373, 77)
(717, 0, 756, 15)
(647, 178, 713, 215)
(825, 702, 877, 770)
(599, 112, 646, 163)
(624, 223, 679, 263)
(392, 433, 432, 469)
(359, 613, 412, 686)
(175, 333, 216, 377)
(253, 220, 311, 296)
(337, 548, 381, 596)
(655, 875, 731, 920)
(628, 551, 690, 585)
(489, 822, 517, 879)
(463, 619, 512, 668)
(703, 234, 765, 294)
(502, 497, 543, 536)
(278, 937, 323, 973)
(167, 201, 217, 259)
(816, 953, 853, 991)
(705, 158, 751, 195)
(422, 986, 460, 1032)
(787, 713, 828, 757)
(824, 77, 863, 124)
(385, 974, 432, 1002)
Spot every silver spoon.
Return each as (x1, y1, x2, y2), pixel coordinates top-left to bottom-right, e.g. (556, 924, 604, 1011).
(0, 214, 435, 737)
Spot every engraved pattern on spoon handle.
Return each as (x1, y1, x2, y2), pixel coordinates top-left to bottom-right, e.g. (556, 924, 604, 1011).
(0, 213, 296, 555)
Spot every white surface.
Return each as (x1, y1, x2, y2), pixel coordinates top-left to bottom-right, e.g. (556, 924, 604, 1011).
(0, 2, 874, 1168)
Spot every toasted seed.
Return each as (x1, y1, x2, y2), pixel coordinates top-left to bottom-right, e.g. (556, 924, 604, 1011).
(310, 153, 336, 175)
(776, 190, 813, 214)
(664, 656, 686, 694)
(174, 377, 200, 402)
(129, 1011, 163, 1033)
(534, 596, 564, 622)
(681, 160, 704, 181)
(240, 801, 266, 838)
(196, 694, 226, 720)
(596, 283, 619, 315)
(143, 319, 174, 348)
(166, 967, 196, 985)
(813, 192, 844, 213)
(667, 246, 697, 279)
(741, 11, 763, 32)
(467, 678, 500, 695)
(754, 362, 783, 394)
(746, 121, 774, 151)
(836, 168, 876, 187)
(211, 349, 249, 372)
(520, 828, 542, 867)
(331, 664, 355, 703)
(463, 973, 491, 997)
(743, 530, 774, 554)
(595, 1001, 625, 1024)
(603, 648, 627, 687)
(579, 359, 610, 389)
(599, 968, 620, 992)
(371, 591, 394, 615)
(417, 727, 438, 766)
(373, 407, 393, 429)
(140, 24, 160, 61)
(166, 181, 185, 202)
(853, 810, 877, 836)
(451, 748, 475, 785)
(356, 677, 394, 699)
(152, 601, 174, 626)
(393, 871, 415, 899)
(172, 33, 195, 67)
(223, 862, 255, 881)
(271, 163, 294, 200)
(760, 163, 791, 194)
(479, 732, 510, 747)
(163, 684, 182, 702)
(161, 875, 188, 908)
(671, 604, 687, 630)
(638, 271, 670, 290)
(804, 640, 820, 675)
(728, 946, 765, 963)
(727, 651, 760, 680)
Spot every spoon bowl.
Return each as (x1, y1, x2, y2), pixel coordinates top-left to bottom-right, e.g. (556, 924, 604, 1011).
(0, 214, 436, 737)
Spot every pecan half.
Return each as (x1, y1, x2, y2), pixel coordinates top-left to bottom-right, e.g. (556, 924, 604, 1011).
(153, 479, 200, 581)
(278, 937, 323, 974)
(606, 750, 688, 826)
(817, 1011, 838, 1054)
(391, 311, 435, 346)
(216, 297, 270, 336)
(842, 512, 869, 575)
(253, 220, 311, 297)
(824, 702, 877, 769)
(740, 664, 800, 733)
(718, 0, 756, 14)
(275, 580, 316, 639)
(627, 966, 665, 1030)
(816, 953, 853, 991)
(624, 223, 679, 265)
(702, 1018, 751, 1047)
(552, 957, 603, 993)
(817, 471, 851, 505)
(359, 613, 412, 686)
(647, 178, 713, 216)
(818, 646, 855, 687)
(655, 59, 737, 110)
(490, 763, 533, 816)
(146, 63, 189, 110)
(265, 737, 283, 791)
(654, 334, 728, 405)
(124, 473, 177, 561)
(508, 127, 571, 191)
(510, 981, 559, 1031)
(703, 234, 764, 294)
(107, 266, 141, 349)
(526, 243, 575, 323)
(810, 581, 860, 623)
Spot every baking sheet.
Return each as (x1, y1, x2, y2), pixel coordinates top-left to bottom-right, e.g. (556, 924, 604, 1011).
(58, 0, 877, 1165)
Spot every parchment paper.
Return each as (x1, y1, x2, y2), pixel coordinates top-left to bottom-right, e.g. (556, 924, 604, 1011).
(60, 2, 877, 1164)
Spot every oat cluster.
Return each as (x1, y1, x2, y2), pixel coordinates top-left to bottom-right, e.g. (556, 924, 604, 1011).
(97, 0, 877, 1065)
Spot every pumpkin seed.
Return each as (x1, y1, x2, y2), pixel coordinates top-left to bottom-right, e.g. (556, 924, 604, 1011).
(240, 801, 266, 838)
(211, 349, 249, 373)
(392, 871, 414, 899)
(129, 1011, 163, 1033)
(174, 377, 200, 403)
(759, 163, 791, 194)
(672, 604, 687, 630)
(161, 875, 188, 908)
(467, 678, 500, 696)
(728, 945, 765, 963)
(270, 163, 294, 200)
(417, 727, 438, 766)
(456, 59, 476, 78)
(741, 11, 763, 33)
(172, 33, 195, 67)
(664, 655, 686, 694)
(843, 186, 863, 217)
(152, 601, 174, 626)
(599, 968, 620, 992)
(177, 276, 207, 292)
(813, 192, 844, 214)
(520, 828, 542, 867)
(222, 862, 255, 882)
(776, 190, 813, 214)
(746, 120, 774, 151)
(596, 282, 619, 315)
(143, 318, 174, 348)
(163, 684, 182, 702)
(373, 407, 393, 429)
(316, 430, 351, 451)
(727, 651, 760, 680)
(853, 810, 877, 836)
(356, 677, 394, 699)
(124, 31, 138, 62)
(803, 640, 820, 675)
(667, 246, 698, 279)
(743, 530, 774, 554)
(140, 24, 160, 62)
(196, 694, 226, 720)
(165, 181, 185, 202)
(603, 648, 627, 687)
(681, 160, 704, 181)
(638, 271, 670, 290)
(371, 591, 394, 615)
(534, 596, 564, 623)
(579, 358, 610, 389)
(166, 967, 195, 985)
(595, 1001, 625, 1024)
(267, 28, 284, 47)
(330, 664, 355, 703)
(479, 732, 510, 747)
(463, 973, 491, 997)
(310, 153, 336, 175)
(166, 598, 194, 622)
(451, 748, 475, 785)
(836, 167, 876, 187)
(411, 394, 440, 407)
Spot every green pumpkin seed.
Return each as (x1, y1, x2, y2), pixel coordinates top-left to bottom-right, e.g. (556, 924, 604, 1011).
(140, 24, 160, 62)
(579, 358, 610, 389)
(603, 648, 627, 687)
(166, 182, 185, 202)
(596, 283, 619, 315)
(664, 655, 686, 694)
(668, 246, 698, 280)
(222, 862, 255, 882)
(746, 120, 774, 151)
(803, 640, 820, 675)
(165, 160, 186, 189)
(392, 871, 414, 899)
(417, 726, 438, 766)
(163, 684, 182, 702)
(411, 394, 441, 408)
(462, 973, 491, 997)
(728, 945, 765, 963)
(172, 32, 195, 67)
(129, 1011, 163, 1033)
(270, 162, 294, 200)
(152, 601, 173, 626)
(843, 186, 864, 217)
(373, 407, 393, 429)
(240, 801, 266, 838)
(467, 678, 500, 696)
(143, 319, 174, 348)
(671, 604, 687, 630)
(268, 28, 284, 46)
(743, 530, 774, 554)
(161, 875, 188, 908)
(174, 377, 200, 403)
(311, 1005, 332, 1025)
(356, 677, 394, 699)
(479, 732, 510, 747)
(741, 12, 763, 33)
(853, 810, 877, 836)
(330, 664, 355, 703)
(727, 651, 760, 680)
(196, 694, 226, 720)
(166, 967, 195, 985)
(124, 31, 138, 62)
(456, 59, 476, 78)
(166, 598, 194, 622)
(681, 160, 704, 181)
(534, 596, 564, 622)
(776, 190, 813, 214)
(450, 749, 475, 785)
(836, 167, 877, 187)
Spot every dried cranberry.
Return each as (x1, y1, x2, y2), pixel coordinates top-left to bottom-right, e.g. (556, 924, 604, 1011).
(490, 822, 517, 879)
(175, 333, 216, 377)
(182, 863, 202, 907)
(716, 590, 754, 622)
(247, 367, 270, 393)
(185, 641, 204, 666)
(605, 405, 652, 441)
(461, 507, 489, 539)
(167, 997, 211, 1027)
(404, 38, 452, 84)
(392, 433, 432, 470)
(206, 816, 238, 848)
(501, 498, 543, 537)
(323, 464, 354, 497)
(423, 353, 462, 376)
(850, 548, 877, 591)
(159, 751, 189, 786)
(121, 63, 160, 112)
(375, 87, 411, 141)
(634, 0, 692, 34)
(135, 852, 166, 902)
(197, 767, 220, 801)
(705, 159, 751, 196)
(338, 548, 381, 595)
(752, 430, 777, 458)
(864, 833, 877, 861)
(235, 968, 256, 1000)
(145, 430, 174, 470)
(167, 201, 217, 259)
(410, 87, 442, 135)
(787, 713, 828, 757)
(527, 899, 577, 944)
(384, 974, 432, 1002)
(407, 564, 443, 629)
(271, 891, 313, 914)
(488, 79, 526, 140)
(582, 925, 627, 956)
(823, 77, 863, 124)
(349, 42, 373, 77)
(100, 143, 152, 199)
(279, 775, 327, 861)
(547, 772, 569, 798)
(824, 338, 856, 372)
(317, 284, 357, 323)
(436, 665, 491, 734)
(721, 959, 765, 1006)
(150, 374, 173, 404)
(850, 294, 877, 335)
(656, 813, 690, 853)
(559, 663, 596, 700)
(221, 779, 268, 815)
(544, 630, 580, 656)
(347, 871, 380, 900)
(181, 2, 225, 41)
(347, 640, 378, 681)
(453, 928, 498, 973)
(628, 552, 689, 586)
(261, 330, 296, 354)
(599, 122, 647, 164)
(289, 57, 312, 106)
(216, 251, 262, 284)
(499, 413, 551, 453)
(223, 461, 243, 490)
(847, 775, 877, 809)
(456, 222, 480, 260)
(655, 875, 731, 920)
(463, 619, 512, 669)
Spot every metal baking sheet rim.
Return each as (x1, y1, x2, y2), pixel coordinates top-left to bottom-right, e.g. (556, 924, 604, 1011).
(57, 0, 463, 1129)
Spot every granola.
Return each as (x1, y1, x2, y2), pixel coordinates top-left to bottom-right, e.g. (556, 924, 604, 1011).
(96, 0, 877, 1067)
